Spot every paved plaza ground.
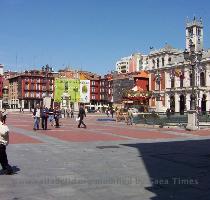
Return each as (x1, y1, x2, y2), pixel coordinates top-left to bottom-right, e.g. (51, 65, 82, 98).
(1, 112, 210, 200)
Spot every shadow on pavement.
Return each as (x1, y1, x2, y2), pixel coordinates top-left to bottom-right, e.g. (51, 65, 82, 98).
(0, 165, 20, 175)
(123, 139, 210, 200)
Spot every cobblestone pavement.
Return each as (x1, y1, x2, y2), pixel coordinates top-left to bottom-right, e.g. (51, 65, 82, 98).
(1, 112, 210, 200)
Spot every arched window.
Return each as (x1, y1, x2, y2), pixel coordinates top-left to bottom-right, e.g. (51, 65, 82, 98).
(180, 75, 184, 88)
(190, 73, 193, 87)
(171, 77, 175, 88)
(200, 72, 205, 87)
(168, 57, 172, 63)
(170, 96, 175, 113)
(152, 59, 155, 67)
(157, 58, 159, 67)
(162, 57, 165, 66)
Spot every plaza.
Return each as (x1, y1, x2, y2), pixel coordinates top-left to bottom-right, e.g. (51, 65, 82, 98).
(1, 112, 210, 200)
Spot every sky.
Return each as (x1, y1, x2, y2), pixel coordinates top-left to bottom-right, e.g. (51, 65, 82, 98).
(0, 0, 210, 74)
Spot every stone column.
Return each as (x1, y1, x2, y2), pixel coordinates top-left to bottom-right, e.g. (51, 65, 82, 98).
(175, 93, 180, 113)
(21, 100, 25, 109)
(197, 91, 202, 109)
(186, 94, 191, 111)
(28, 101, 31, 110)
(0, 100, 2, 109)
(165, 93, 170, 110)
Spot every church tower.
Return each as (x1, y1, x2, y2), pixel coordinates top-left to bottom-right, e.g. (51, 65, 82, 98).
(186, 17, 203, 51)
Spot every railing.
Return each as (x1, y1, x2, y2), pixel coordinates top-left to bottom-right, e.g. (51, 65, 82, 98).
(132, 112, 210, 127)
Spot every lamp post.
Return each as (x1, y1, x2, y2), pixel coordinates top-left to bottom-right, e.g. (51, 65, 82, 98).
(154, 66, 162, 113)
(184, 39, 202, 130)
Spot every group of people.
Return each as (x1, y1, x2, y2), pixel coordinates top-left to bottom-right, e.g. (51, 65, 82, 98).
(60, 107, 74, 118)
(32, 104, 87, 130)
(33, 105, 64, 130)
(105, 107, 114, 118)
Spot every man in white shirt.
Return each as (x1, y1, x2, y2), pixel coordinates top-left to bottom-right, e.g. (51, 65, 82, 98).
(33, 104, 41, 130)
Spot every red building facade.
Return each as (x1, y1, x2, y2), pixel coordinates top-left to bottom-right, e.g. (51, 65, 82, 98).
(9, 66, 54, 109)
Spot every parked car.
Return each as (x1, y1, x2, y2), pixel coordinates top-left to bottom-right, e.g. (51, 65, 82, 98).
(87, 109, 97, 113)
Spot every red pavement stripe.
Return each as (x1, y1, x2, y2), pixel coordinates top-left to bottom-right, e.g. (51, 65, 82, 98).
(188, 130, 210, 136)
(87, 126, 183, 139)
(37, 130, 128, 142)
(10, 132, 43, 144)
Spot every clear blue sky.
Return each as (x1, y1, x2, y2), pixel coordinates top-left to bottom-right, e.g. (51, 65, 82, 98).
(0, 0, 210, 74)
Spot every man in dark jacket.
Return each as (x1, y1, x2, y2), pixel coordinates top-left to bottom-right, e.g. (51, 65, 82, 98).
(41, 106, 49, 130)
(78, 104, 86, 128)
(54, 106, 61, 128)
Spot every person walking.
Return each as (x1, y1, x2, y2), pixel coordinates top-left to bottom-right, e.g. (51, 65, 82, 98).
(66, 107, 70, 118)
(54, 106, 61, 128)
(106, 108, 109, 117)
(61, 108, 65, 118)
(78, 104, 86, 128)
(41, 106, 49, 130)
(33, 104, 41, 131)
(0, 112, 13, 175)
(110, 107, 114, 118)
(71, 108, 74, 118)
(48, 106, 54, 126)
(2, 108, 8, 124)
(127, 109, 133, 125)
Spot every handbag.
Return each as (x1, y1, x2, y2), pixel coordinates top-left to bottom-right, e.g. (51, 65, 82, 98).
(76, 117, 80, 121)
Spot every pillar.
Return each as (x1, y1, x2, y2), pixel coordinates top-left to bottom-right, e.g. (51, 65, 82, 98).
(165, 93, 170, 110)
(21, 100, 24, 109)
(175, 93, 180, 113)
(186, 94, 191, 111)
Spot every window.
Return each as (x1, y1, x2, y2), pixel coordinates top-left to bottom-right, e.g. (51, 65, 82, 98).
(155, 81, 160, 90)
(92, 88, 95, 92)
(180, 75, 184, 88)
(162, 58, 165, 66)
(197, 28, 201, 36)
(92, 81, 95, 86)
(168, 57, 172, 63)
(157, 58, 159, 67)
(171, 77, 175, 88)
(92, 95, 95, 99)
(152, 59, 155, 67)
(190, 73, 193, 87)
(200, 72, 205, 86)
(189, 28, 193, 36)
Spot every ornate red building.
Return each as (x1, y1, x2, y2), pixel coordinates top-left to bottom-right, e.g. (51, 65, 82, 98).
(8, 65, 54, 109)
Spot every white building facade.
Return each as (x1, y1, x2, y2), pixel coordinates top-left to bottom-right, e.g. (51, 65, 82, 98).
(148, 17, 210, 114)
(116, 53, 146, 74)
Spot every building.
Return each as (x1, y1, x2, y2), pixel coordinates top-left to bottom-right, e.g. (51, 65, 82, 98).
(99, 73, 113, 107)
(147, 44, 183, 112)
(148, 17, 210, 114)
(116, 53, 146, 74)
(79, 71, 101, 106)
(112, 73, 134, 104)
(2, 79, 9, 108)
(8, 65, 54, 109)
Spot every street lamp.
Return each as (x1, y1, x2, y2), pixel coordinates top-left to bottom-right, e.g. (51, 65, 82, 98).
(184, 39, 203, 130)
(183, 39, 202, 110)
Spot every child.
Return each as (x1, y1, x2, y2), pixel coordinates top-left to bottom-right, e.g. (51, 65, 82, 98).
(0, 113, 13, 175)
